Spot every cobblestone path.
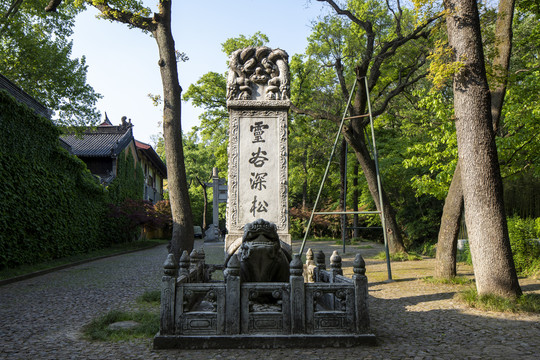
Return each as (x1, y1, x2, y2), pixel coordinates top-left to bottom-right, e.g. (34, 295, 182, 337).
(1, 240, 539, 359)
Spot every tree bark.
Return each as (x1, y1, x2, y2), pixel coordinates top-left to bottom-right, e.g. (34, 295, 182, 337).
(352, 163, 360, 239)
(435, 163, 463, 278)
(490, 0, 515, 134)
(196, 177, 208, 234)
(444, 0, 521, 297)
(435, 0, 515, 279)
(153, 0, 194, 262)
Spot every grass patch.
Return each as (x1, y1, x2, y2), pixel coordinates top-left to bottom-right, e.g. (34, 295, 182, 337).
(423, 276, 474, 285)
(373, 251, 422, 261)
(83, 289, 162, 341)
(137, 290, 161, 306)
(459, 288, 540, 314)
(82, 309, 159, 341)
(356, 245, 374, 249)
(0, 239, 168, 281)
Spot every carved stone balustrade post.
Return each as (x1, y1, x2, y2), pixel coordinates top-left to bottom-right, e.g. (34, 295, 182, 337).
(353, 253, 370, 332)
(330, 250, 343, 281)
(178, 250, 190, 280)
(289, 254, 305, 333)
(315, 250, 326, 282)
(160, 253, 177, 334)
(225, 254, 241, 334)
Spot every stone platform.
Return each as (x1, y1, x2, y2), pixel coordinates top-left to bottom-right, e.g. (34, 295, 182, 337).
(153, 333, 376, 349)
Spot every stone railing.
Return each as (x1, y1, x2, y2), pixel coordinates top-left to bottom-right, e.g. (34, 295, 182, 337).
(155, 248, 374, 349)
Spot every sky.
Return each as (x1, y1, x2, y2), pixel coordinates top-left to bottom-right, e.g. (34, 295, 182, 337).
(71, 0, 329, 145)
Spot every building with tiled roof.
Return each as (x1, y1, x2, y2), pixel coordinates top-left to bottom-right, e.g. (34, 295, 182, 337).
(61, 116, 167, 202)
(61, 116, 137, 185)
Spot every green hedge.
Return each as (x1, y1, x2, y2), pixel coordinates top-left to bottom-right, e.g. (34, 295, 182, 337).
(106, 150, 145, 243)
(0, 90, 109, 269)
(507, 216, 540, 276)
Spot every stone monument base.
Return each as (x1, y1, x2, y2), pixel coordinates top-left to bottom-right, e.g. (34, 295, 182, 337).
(153, 333, 377, 349)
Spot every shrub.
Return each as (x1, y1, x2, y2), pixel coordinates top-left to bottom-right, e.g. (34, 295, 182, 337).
(507, 216, 540, 276)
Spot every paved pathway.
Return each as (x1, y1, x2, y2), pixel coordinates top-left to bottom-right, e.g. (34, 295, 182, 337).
(1, 240, 539, 359)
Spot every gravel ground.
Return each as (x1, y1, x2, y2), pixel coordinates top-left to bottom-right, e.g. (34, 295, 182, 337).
(1, 239, 539, 360)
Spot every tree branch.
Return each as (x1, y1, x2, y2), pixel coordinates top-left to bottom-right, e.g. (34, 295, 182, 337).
(372, 71, 428, 117)
(290, 102, 341, 124)
(368, 14, 441, 89)
(5, 0, 24, 17)
(317, 0, 375, 73)
(89, 0, 156, 32)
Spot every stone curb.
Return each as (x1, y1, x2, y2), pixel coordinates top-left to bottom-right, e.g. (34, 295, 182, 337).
(0, 242, 166, 287)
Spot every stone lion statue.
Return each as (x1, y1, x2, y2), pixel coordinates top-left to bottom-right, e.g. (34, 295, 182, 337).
(235, 219, 291, 282)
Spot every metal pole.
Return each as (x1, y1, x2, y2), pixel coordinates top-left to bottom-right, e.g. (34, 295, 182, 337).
(297, 78, 358, 256)
(364, 77, 392, 281)
(343, 141, 348, 254)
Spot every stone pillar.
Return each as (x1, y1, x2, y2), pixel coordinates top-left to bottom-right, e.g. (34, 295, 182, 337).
(160, 253, 177, 335)
(353, 253, 370, 332)
(225, 254, 241, 334)
(225, 47, 291, 258)
(289, 254, 305, 333)
(330, 250, 343, 282)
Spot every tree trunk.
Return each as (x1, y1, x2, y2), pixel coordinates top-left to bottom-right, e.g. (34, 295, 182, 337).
(153, 0, 194, 262)
(302, 149, 308, 210)
(353, 163, 360, 239)
(344, 127, 406, 253)
(435, 0, 515, 279)
(196, 177, 208, 234)
(444, 0, 521, 297)
(490, 0, 515, 134)
(435, 163, 463, 278)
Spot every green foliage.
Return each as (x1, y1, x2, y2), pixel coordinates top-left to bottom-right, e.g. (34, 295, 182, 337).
(105, 151, 145, 243)
(0, 0, 101, 126)
(107, 150, 144, 204)
(221, 32, 269, 57)
(402, 89, 457, 199)
(506, 216, 540, 276)
(373, 251, 422, 261)
(457, 241, 473, 265)
(0, 90, 107, 269)
(460, 288, 540, 314)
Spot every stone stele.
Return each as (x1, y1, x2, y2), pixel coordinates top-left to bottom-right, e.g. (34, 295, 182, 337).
(225, 47, 291, 257)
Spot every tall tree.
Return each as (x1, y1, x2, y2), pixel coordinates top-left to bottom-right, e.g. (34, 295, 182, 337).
(1, 0, 101, 125)
(294, 0, 442, 253)
(435, 0, 516, 279)
(443, 0, 521, 297)
(83, 0, 194, 261)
